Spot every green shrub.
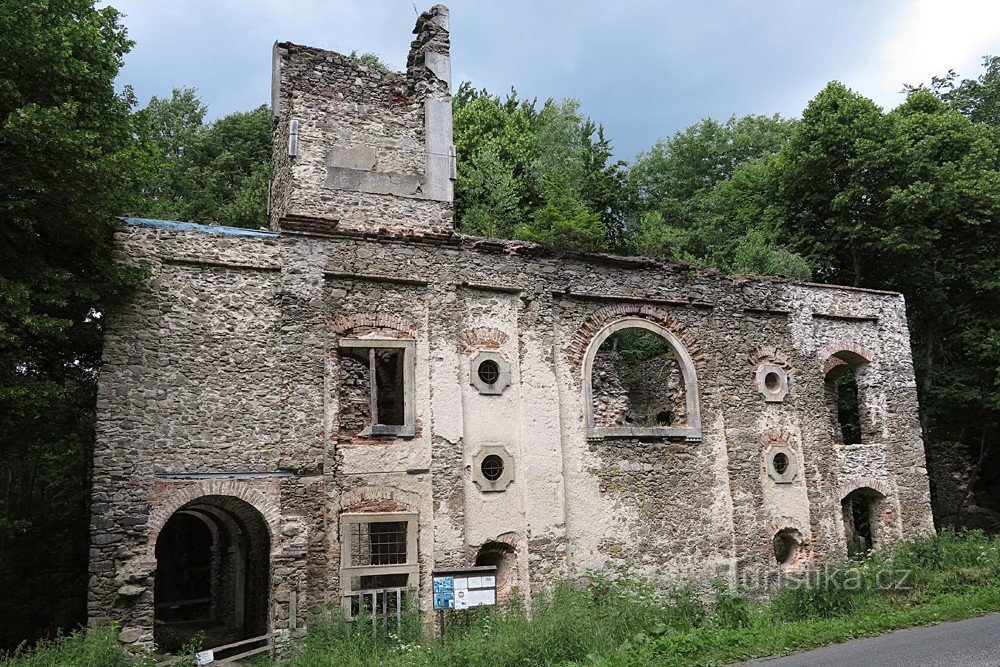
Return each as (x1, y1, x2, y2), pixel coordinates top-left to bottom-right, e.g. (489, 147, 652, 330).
(770, 562, 869, 620)
(709, 581, 752, 629)
(9, 532, 1000, 667)
(1, 624, 153, 667)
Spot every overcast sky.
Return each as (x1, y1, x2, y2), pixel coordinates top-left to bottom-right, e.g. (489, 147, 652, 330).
(107, 0, 1000, 161)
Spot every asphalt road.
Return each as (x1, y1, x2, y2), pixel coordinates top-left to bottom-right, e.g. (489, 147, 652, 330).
(741, 612, 1000, 666)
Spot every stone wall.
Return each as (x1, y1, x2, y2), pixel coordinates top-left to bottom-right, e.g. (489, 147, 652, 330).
(90, 217, 935, 643)
(592, 354, 685, 428)
(269, 5, 454, 235)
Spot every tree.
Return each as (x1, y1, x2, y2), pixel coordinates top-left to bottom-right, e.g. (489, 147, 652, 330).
(515, 186, 607, 251)
(625, 114, 806, 276)
(882, 91, 1000, 493)
(452, 84, 625, 248)
(924, 55, 1000, 143)
(132, 88, 272, 229)
(0, 0, 143, 647)
(776, 80, 1000, 527)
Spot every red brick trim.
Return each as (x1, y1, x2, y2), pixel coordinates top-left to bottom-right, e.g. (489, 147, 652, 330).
(818, 340, 873, 367)
(769, 515, 808, 536)
(148, 480, 282, 547)
(460, 327, 510, 355)
(837, 476, 891, 500)
(823, 356, 850, 377)
(760, 429, 798, 450)
(748, 345, 792, 371)
(465, 531, 519, 562)
(565, 304, 703, 368)
(332, 486, 421, 517)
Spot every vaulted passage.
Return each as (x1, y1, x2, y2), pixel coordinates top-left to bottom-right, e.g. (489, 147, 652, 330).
(154, 495, 270, 652)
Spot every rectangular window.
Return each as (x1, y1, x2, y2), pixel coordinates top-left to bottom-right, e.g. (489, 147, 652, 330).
(340, 513, 418, 621)
(349, 520, 408, 565)
(338, 339, 415, 437)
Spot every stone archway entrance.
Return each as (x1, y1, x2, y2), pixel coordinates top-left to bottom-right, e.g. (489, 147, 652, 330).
(842, 487, 885, 558)
(153, 495, 270, 652)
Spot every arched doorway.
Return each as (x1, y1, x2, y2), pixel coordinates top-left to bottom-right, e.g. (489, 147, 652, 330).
(841, 487, 884, 558)
(154, 495, 270, 652)
(474, 542, 519, 603)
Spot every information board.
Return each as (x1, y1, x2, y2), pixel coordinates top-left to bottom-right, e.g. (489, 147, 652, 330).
(432, 566, 497, 610)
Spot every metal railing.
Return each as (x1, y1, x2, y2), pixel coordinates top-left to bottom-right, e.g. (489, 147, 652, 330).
(344, 586, 407, 632)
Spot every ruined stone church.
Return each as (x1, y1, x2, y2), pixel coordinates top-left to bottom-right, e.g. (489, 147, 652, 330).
(89, 5, 934, 650)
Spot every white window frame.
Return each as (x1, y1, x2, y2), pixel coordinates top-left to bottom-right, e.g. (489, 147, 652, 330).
(583, 318, 702, 441)
(339, 512, 418, 602)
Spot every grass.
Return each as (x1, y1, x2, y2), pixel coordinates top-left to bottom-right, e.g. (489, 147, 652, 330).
(5, 530, 1000, 666)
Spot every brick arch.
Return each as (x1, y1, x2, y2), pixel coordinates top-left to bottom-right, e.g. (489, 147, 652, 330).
(566, 304, 704, 369)
(759, 429, 798, 450)
(465, 531, 519, 562)
(819, 340, 873, 377)
(748, 345, 793, 371)
(460, 327, 510, 355)
(331, 313, 418, 338)
(837, 476, 891, 501)
(769, 515, 809, 537)
(332, 485, 423, 517)
(148, 480, 282, 553)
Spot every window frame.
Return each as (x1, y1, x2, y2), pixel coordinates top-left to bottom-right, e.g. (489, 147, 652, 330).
(338, 338, 416, 437)
(339, 512, 419, 596)
(583, 318, 702, 441)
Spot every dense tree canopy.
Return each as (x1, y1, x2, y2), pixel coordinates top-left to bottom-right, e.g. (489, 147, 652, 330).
(0, 0, 144, 647)
(132, 87, 271, 229)
(452, 84, 627, 250)
(626, 114, 809, 277)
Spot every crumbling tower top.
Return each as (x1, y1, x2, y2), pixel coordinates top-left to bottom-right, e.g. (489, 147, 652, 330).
(269, 5, 455, 236)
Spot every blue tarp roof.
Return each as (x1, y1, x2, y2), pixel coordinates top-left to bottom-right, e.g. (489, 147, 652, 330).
(121, 217, 279, 239)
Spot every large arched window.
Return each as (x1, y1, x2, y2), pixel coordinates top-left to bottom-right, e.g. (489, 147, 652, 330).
(584, 318, 701, 440)
(821, 343, 873, 446)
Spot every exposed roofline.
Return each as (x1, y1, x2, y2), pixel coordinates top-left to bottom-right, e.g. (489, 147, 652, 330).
(119, 217, 901, 298)
(121, 217, 279, 239)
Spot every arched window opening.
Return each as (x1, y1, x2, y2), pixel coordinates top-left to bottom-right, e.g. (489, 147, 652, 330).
(592, 327, 685, 429)
(474, 542, 519, 603)
(772, 528, 800, 567)
(584, 318, 702, 441)
(842, 488, 883, 558)
(829, 369, 862, 445)
(154, 496, 270, 654)
(822, 346, 872, 446)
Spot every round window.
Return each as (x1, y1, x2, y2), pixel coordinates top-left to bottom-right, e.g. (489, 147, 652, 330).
(477, 359, 501, 385)
(764, 371, 781, 392)
(772, 452, 789, 475)
(481, 454, 504, 481)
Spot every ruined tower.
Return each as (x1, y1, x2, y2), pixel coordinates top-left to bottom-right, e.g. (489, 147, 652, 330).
(269, 4, 455, 236)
